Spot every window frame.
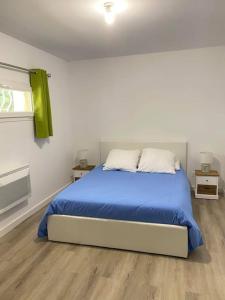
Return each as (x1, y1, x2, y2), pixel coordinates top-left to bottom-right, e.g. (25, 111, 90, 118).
(0, 83, 34, 121)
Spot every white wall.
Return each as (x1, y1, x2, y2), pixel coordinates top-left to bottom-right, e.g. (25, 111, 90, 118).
(1, 33, 224, 236)
(0, 32, 73, 234)
(70, 46, 225, 187)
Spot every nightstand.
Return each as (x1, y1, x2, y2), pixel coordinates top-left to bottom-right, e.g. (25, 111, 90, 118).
(195, 170, 219, 200)
(72, 165, 95, 182)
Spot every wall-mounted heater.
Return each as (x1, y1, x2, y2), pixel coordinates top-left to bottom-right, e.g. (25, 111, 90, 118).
(0, 165, 30, 215)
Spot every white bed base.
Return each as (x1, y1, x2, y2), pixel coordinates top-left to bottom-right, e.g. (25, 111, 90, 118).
(48, 215, 188, 258)
(47, 141, 189, 258)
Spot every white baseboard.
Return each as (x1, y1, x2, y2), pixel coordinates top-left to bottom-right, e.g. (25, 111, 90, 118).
(0, 182, 71, 238)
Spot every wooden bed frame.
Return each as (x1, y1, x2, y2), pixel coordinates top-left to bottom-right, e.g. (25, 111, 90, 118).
(48, 141, 189, 258)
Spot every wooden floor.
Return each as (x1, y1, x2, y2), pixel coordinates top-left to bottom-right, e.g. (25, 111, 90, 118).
(0, 197, 225, 300)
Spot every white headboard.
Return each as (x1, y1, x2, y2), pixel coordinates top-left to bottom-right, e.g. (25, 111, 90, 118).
(100, 141, 187, 171)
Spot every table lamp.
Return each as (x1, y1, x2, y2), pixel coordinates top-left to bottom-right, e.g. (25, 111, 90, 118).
(78, 149, 88, 168)
(200, 152, 213, 173)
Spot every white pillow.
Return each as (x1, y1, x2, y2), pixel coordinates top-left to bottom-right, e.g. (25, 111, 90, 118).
(103, 149, 140, 172)
(138, 148, 176, 174)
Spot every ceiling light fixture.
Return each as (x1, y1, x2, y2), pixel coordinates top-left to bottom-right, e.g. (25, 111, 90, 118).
(104, 2, 115, 25)
(98, 1, 127, 25)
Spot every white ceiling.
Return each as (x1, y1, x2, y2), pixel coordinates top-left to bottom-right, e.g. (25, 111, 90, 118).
(0, 0, 225, 61)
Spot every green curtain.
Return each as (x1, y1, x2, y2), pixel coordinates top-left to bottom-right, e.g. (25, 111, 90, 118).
(30, 69, 53, 138)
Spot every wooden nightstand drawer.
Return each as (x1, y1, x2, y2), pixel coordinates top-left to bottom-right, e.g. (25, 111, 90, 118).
(72, 165, 96, 182)
(73, 170, 89, 178)
(196, 176, 218, 185)
(197, 184, 217, 195)
(195, 169, 219, 200)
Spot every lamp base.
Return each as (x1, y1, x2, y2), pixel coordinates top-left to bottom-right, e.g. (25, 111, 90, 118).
(79, 159, 88, 169)
(201, 163, 210, 173)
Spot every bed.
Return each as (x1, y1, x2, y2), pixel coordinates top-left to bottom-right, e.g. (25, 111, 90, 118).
(38, 142, 203, 258)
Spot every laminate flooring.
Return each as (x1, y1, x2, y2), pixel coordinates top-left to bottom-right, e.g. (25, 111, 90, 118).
(0, 197, 225, 300)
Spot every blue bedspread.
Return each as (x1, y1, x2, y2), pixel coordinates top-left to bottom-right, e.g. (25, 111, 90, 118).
(38, 165, 203, 252)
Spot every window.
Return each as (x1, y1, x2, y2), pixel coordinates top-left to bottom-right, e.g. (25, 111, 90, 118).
(0, 87, 33, 114)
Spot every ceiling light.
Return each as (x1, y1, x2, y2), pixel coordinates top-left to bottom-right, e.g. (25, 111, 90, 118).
(104, 2, 115, 25)
(96, 1, 127, 25)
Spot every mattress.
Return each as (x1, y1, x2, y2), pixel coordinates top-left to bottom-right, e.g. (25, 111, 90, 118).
(38, 165, 203, 252)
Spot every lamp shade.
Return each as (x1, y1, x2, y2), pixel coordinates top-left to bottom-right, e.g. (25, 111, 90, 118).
(200, 152, 213, 164)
